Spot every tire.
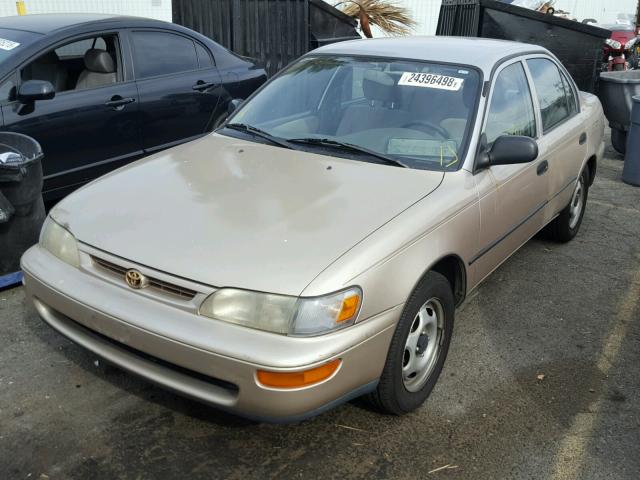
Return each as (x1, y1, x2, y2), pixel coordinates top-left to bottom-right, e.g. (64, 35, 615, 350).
(546, 169, 589, 243)
(366, 271, 454, 415)
(611, 128, 627, 155)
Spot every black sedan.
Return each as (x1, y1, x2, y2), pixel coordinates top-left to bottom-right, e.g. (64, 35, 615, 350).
(0, 14, 267, 200)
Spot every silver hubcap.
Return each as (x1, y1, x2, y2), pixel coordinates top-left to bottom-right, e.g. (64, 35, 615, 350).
(402, 298, 444, 392)
(569, 177, 585, 230)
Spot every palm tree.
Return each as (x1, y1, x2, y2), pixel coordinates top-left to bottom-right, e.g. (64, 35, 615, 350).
(334, 0, 416, 38)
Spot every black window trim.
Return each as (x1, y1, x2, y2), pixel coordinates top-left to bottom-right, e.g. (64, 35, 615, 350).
(524, 54, 581, 135)
(129, 28, 207, 81)
(0, 70, 18, 106)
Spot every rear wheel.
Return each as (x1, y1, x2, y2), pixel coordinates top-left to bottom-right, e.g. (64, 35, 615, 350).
(367, 271, 454, 415)
(611, 128, 627, 155)
(546, 169, 589, 243)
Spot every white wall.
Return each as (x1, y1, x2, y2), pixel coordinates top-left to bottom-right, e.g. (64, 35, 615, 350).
(0, 0, 172, 21)
(1, 1, 636, 34)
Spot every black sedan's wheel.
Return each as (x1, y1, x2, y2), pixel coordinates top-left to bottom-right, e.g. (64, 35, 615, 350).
(546, 169, 589, 243)
(367, 271, 454, 415)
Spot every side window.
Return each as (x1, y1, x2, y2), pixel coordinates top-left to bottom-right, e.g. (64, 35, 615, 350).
(55, 37, 106, 58)
(527, 58, 571, 132)
(560, 71, 578, 115)
(132, 32, 198, 79)
(195, 43, 214, 69)
(21, 34, 119, 93)
(485, 62, 536, 145)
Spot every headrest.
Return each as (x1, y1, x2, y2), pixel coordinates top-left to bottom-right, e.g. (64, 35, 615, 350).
(363, 70, 396, 103)
(84, 49, 115, 74)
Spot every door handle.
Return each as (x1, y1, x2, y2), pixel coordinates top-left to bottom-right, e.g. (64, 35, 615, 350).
(537, 160, 549, 176)
(104, 96, 135, 111)
(579, 132, 587, 145)
(192, 81, 217, 91)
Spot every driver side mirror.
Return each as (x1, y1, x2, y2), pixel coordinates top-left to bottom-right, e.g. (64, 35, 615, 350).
(17, 80, 55, 103)
(475, 135, 538, 171)
(228, 98, 243, 115)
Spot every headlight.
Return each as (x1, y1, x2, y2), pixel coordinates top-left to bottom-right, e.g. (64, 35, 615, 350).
(199, 287, 362, 336)
(40, 216, 80, 267)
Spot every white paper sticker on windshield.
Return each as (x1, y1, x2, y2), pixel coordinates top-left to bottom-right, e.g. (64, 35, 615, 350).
(0, 38, 20, 51)
(398, 72, 464, 91)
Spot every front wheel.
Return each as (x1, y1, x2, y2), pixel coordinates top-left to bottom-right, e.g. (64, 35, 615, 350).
(366, 271, 454, 415)
(546, 169, 589, 243)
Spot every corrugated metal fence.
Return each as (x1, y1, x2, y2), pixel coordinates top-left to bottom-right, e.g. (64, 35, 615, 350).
(173, 0, 309, 75)
(173, 0, 359, 76)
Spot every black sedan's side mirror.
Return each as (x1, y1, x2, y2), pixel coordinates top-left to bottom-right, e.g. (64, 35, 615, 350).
(17, 80, 55, 103)
(228, 98, 243, 115)
(476, 135, 538, 170)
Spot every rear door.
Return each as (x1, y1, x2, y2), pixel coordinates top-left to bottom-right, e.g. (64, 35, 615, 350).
(1, 31, 141, 199)
(524, 56, 587, 221)
(129, 29, 223, 153)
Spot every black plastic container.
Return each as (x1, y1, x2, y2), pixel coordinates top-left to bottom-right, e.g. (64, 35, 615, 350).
(173, 0, 361, 76)
(0, 132, 45, 287)
(436, 0, 611, 93)
(598, 71, 640, 155)
(623, 96, 640, 186)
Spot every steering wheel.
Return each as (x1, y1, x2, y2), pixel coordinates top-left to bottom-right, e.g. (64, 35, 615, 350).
(401, 120, 450, 139)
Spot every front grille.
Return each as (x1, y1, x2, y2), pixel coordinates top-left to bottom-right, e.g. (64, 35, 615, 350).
(91, 256, 198, 300)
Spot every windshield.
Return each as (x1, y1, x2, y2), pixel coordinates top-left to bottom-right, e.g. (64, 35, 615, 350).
(0, 28, 37, 66)
(224, 56, 481, 171)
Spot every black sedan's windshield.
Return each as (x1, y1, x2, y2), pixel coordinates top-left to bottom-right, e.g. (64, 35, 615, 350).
(224, 56, 480, 171)
(0, 28, 37, 65)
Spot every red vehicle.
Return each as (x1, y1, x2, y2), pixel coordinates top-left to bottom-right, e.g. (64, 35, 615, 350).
(600, 24, 639, 71)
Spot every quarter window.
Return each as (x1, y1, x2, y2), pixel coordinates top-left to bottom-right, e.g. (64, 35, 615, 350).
(527, 58, 572, 132)
(485, 62, 536, 144)
(132, 32, 198, 79)
(195, 43, 214, 68)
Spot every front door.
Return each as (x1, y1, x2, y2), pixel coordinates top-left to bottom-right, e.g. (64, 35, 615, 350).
(128, 30, 222, 153)
(1, 32, 141, 199)
(471, 60, 548, 284)
(525, 57, 588, 221)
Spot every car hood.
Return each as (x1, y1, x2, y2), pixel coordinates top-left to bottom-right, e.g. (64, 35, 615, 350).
(52, 134, 444, 295)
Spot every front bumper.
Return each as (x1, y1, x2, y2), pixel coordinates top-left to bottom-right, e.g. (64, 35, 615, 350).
(21, 245, 399, 422)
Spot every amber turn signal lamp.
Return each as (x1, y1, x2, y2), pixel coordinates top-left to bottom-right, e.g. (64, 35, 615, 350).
(337, 294, 360, 323)
(257, 359, 341, 389)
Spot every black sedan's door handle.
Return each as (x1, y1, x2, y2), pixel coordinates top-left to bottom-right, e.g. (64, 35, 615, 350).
(537, 160, 549, 176)
(579, 132, 587, 145)
(104, 96, 135, 111)
(192, 81, 217, 91)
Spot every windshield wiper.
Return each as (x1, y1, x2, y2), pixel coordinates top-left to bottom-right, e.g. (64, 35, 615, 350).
(287, 137, 408, 168)
(224, 123, 293, 150)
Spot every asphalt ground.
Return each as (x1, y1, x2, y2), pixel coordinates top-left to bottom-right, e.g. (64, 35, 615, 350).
(1, 132, 639, 479)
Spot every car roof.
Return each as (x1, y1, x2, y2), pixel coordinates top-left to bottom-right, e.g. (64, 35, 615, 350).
(0, 13, 168, 34)
(311, 36, 549, 74)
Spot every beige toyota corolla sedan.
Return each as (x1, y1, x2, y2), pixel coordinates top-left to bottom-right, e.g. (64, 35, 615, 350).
(22, 37, 605, 421)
